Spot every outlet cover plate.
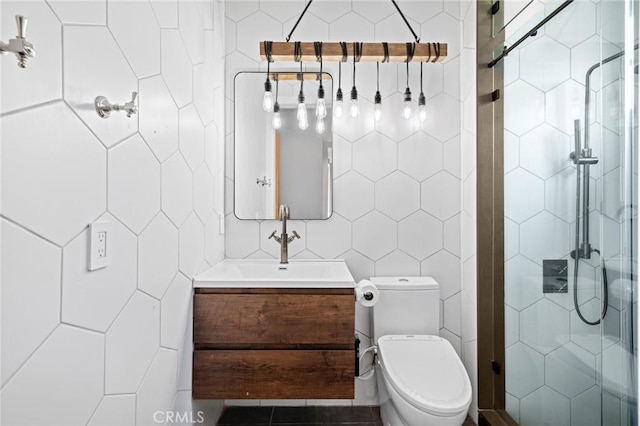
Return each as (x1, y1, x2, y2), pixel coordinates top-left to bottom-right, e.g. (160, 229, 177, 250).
(89, 221, 112, 271)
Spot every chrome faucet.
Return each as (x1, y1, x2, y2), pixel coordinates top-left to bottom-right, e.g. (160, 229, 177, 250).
(269, 205, 300, 264)
(95, 92, 138, 119)
(0, 15, 36, 68)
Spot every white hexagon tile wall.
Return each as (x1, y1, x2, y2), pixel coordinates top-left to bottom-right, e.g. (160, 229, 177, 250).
(224, 0, 478, 417)
(0, 0, 226, 425)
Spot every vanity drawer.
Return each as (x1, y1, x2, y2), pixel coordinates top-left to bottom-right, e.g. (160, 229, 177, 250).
(192, 349, 354, 399)
(193, 292, 354, 347)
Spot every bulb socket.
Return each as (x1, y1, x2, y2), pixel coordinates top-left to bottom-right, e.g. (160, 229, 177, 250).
(404, 87, 412, 102)
(336, 88, 343, 102)
(273, 101, 280, 113)
(318, 85, 325, 99)
(298, 90, 305, 104)
(351, 86, 358, 101)
(264, 79, 272, 93)
(374, 90, 382, 105)
(418, 92, 426, 107)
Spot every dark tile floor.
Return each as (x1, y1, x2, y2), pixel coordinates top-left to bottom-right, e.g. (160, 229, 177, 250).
(217, 406, 476, 426)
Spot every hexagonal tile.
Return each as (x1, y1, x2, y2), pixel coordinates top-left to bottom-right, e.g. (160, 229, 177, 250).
(421, 13, 460, 59)
(259, 220, 306, 258)
(1, 220, 60, 385)
(283, 12, 328, 41)
(138, 213, 179, 299)
(139, 75, 179, 162)
(443, 292, 461, 336)
(237, 11, 282, 59)
(401, 1, 443, 24)
(421, 250, 461, 299)
(47, 0, 106, 24)
(544, 167, 575, 222)
(307, 214, 352, 258)
(504, 168, 544, 223)
(194, 165, 215, 222)
(63, 26, 137, 148)
(520, 212, 571, 265)
(260, 0, 307, 22)
(546, 1, 596, 48)
(62, 213, 137, 333)
(334, 97, 376, 142)
(521, 299, 570, 354)
(354, 61, 399, 104)
(376, 92, 421, 142)
(1, 1, 62, 114)
(353, 1, 395, 23)
(444, 214, 461, 257)
(161, 29, 193, 108)
(1, 102, 106, 245)
(421, 171, 461, 220)
(306, 0, 350, 23)
(333, 135, 352, 178)
(161, 273, 192, 350)
(136, 348, 177, 425)
(571, 386, 601, 426)
(342, 249, 375, 283)
(504, 81, 544, 136)
(443, 56, 460, 99)
(505, 342, 544, 398)
(162, 152, 193, 227)
(178, 0, 204, 64)
(546, 342, 595, 398)
(108, 134, 161, 234)
(375, 250, 420, 276)
(352, 133, 397, 181)
(105, 291, 159, 394)
(194, 61, 215, 125)
(179, 213, 205, 278)
(521, 36, 570, 91)
(224, 216, 260, 258)
(149, 0, 177, 28)
(375, 171, 420, 220)
(505, 255, 543, 310)
(545, 79, 586, 135)
(108, 0, 160, 77)
(505, 131, 519, 173)
(225, 0, 259, 22)
(570, 36, 621, 88)
(376, 13, 420, 42)
(88, 394, 135, 426)
(505, 305, 519, 347)
(520, 124, 571, 180)
(421, 92, 461, 141)
(0, 325, 104, 426)
(505, 218, 519, 261)
(398, 211, 443, 260)
(179, 104, 205, 170)
(520, 386, 570, 425)
(353, 211, 397, 260)
(334, 171, 375, 220)
(398, 132, 443, 181)
(444, 135, 461, 178)
(601, 81, 623, 135)
(570, 298, 608, 354)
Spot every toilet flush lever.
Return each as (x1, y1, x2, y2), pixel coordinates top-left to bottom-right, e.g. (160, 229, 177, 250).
(0, 15, 36, 68)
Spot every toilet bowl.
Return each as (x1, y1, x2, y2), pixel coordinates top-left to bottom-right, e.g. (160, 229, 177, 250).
(369, 277, 472, 426)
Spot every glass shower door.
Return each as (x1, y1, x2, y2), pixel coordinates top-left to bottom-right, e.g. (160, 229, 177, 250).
(502, 0, 638, 424)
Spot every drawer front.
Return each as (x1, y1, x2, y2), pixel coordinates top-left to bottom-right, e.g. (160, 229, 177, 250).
(193, 293, 354, 347)
(193, 349, 354, 399)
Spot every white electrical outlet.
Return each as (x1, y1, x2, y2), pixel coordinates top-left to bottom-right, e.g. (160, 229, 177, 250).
(89, 221, 112, 271)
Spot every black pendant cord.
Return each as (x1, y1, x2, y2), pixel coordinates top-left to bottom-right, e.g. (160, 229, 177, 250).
(338, 61, 341, 89)
(406, 62, 409, 88)
(286, 0, 419, 44)
(314, 41, 323, 89)
(376, 62, 380, 92)
(420, 62, 423, 93)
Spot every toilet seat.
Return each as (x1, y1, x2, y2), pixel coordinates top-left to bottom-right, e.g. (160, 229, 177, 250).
(377, 335, 472, 417)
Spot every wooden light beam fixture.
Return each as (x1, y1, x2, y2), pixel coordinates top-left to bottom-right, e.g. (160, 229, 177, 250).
(260, 41, 448, 63)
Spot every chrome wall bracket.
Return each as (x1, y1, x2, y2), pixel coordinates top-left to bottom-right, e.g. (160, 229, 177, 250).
(95, 92, 138, 119)
(0, 15, 35, 68)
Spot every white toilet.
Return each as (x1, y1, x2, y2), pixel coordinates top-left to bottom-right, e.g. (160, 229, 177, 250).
(370, 276, 472, 426)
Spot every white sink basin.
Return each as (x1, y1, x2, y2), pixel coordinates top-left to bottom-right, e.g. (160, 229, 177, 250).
(194, 259, 355, 288)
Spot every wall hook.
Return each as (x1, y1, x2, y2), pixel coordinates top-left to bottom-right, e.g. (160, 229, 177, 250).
(95, 92, 138, 119)
(0, 15, 36, 68)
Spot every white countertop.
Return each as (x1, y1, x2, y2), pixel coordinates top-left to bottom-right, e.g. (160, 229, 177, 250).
(194, 259, 355, 288)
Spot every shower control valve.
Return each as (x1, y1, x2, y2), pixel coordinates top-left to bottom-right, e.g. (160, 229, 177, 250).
(0, 15, 35, 68)
(95, 92, 138, 119)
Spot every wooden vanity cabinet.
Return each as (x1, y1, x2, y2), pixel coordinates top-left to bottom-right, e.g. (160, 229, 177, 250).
(192, 288, 355, 400)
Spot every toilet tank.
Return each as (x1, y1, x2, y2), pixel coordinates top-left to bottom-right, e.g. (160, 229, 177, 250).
(370, 277, 440, 342)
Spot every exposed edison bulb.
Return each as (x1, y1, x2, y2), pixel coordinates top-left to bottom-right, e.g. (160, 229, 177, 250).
(334, 100, 343, 119)
(316, 117, 326, 134)
(374, 103, 382, 122)
(350, 99, 359, 118)
(419, 104, 427, 122)
(297, 102, 307, 122)
(263, 90, 273, 112)
(272, 111, 281, 129)
(403, 101, 413, 120)
(316, 98, 327, 118)
(299, 116, 309, 130)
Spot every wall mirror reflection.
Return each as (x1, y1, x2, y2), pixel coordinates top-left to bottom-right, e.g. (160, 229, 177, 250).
(234, 71, 333, 220)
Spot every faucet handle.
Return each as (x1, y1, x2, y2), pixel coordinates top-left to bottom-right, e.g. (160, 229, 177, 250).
(126, 92, 138, 117)
(16, 15, 27, 39)
(268, 230, 278, 239)
(292, 230, 300, 239)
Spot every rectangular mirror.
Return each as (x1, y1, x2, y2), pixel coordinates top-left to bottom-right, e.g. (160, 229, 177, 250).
(234, 71, 333, 220)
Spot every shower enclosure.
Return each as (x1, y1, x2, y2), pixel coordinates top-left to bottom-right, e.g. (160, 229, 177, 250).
(501, 0, 638, 424)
